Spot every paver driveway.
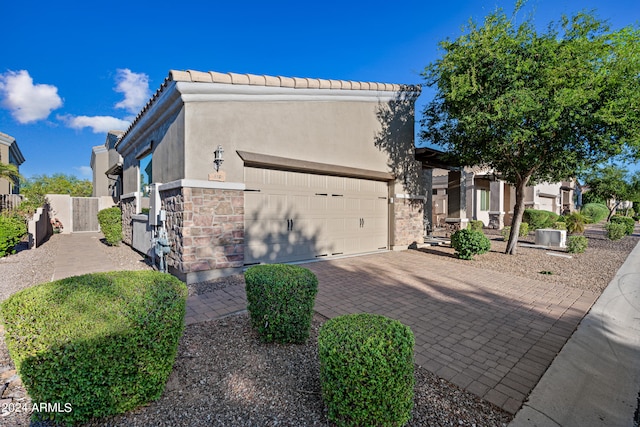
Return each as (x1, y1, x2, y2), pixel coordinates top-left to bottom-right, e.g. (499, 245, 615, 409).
(186, 249, 598, 414)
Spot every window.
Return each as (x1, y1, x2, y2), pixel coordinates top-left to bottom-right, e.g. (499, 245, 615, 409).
(480, 189, 490, 211)
(140, 153, 152, 196)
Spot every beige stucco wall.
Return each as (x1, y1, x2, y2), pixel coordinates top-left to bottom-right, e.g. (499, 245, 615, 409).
(182, 100, 393, 183)
(0, 144, 9, 194)
(91, 148, 110, 197)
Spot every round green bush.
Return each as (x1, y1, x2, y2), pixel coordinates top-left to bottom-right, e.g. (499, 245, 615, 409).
(0, 271, 187, 425)
(451, 228, 491, 260)
(318, 313, 415, 427)
(581, 203, 609, 224)
(606, 222, 627, 241)
(245, 264, 318, 343)
(610, 215, 635, 235)
(567, 235, 588, 253)
(97, 207, 122, 246)
(523, 209, 552, 230)
(468, 220, 484, 232)
(0, 214, 27, 257)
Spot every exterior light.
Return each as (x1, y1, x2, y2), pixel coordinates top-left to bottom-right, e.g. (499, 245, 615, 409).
(214, 145, 224, 171)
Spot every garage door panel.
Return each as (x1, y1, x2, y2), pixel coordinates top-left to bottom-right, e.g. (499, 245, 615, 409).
(244, 166, 389, 265)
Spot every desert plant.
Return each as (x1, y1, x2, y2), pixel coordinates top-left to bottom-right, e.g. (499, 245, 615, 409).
(451, 228, 491, 260)
(581, 203, 609, 224)
(567, 235, 588, 253)
(565, 212, 588, 234)
(0, 214, 26, 257)
(501, 222, 529, 241)
(97, 207, 122, 246)
(245, 264, 318, 343)
(468, 220, 484, 232)
(610, 215, 635, 235)
(0, 271, 187, 425)
(318, 313, 414, 427)
(605, 221, 627, 241)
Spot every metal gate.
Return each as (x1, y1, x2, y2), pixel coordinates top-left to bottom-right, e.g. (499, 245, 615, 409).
(72, 197, 100, 232)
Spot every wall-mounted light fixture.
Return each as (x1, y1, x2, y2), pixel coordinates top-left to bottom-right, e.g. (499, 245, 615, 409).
(214, 145, 224, 171)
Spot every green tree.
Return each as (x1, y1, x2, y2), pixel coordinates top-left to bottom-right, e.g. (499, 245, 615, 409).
(421, 4, 640, 254)
(582, 165, 640, 220)
(0, 163, 21, 188)
(19, 174, 93, 214)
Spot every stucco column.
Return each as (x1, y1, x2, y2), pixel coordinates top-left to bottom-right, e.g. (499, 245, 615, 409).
(446, 170, 469, 229)
(423, 169, 433, 235)
(489, 179, 505, 229)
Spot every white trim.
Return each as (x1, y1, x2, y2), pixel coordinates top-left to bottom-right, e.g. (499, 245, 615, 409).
(176, 81, 414, 103)
(159, 179, 246, 192)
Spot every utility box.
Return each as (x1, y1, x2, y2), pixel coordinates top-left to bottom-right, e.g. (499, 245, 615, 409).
(535, 228, 567, 248)
(148, 183, 163, 226)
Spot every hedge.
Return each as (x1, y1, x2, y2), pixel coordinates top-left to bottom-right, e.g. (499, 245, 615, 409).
(0, 271, 187, 425)
(523, 209, 559, 230)
(606, 222, 627, 241)
(611, 215, 635, 236)
(97, 207, 122, 246)
(0, 214, 26, 257)
(245, 264, 318, 344)
(318, 313, 415, 427)
(451, 228, 491, 260)
(581, 203, 609, 224)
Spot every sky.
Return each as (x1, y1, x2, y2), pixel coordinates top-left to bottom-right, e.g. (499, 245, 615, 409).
(2, 0, 639, 180)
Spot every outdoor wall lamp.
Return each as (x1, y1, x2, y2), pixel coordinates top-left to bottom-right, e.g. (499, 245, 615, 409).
(214, 145, 224, 171)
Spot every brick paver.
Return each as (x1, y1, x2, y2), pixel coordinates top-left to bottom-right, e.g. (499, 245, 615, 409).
(186, 249, 598, 414)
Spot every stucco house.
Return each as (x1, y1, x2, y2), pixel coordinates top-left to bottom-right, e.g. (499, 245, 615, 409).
(429, 166, 575, 229)
(113, 69, 425, 283)
(0, 131, 25, 194)
(91, 130, 124, 199)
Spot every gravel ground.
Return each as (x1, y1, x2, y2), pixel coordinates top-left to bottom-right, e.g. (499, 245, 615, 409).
(0, 225, 637, 426)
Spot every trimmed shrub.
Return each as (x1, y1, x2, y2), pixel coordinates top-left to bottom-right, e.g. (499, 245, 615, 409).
(468, 220, 484, 232)
(565, 212, 588, 234)
(318, 313, 414, 427)
(0, 271, 187, 425)
(245, 264, 318, 343)
(567, 235, 588, 254)
(451, 228, 491, 260)
(500, 222, 529, 241)
(0, 214, 26, 257)
(97, 207, 122, 246)
(553, 221, 567, 231)
(606, 222, 627, 241)
(611, 215, 635, 236)
(581, 203, 609, 224)
(523, 209, 554, 230)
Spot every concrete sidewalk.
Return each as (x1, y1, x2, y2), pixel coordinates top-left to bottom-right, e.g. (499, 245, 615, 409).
(510, 240, 640, 427)
(51, 232, 123, 281)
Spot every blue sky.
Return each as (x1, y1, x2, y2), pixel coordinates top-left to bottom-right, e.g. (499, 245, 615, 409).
(2, 0, 639, 180)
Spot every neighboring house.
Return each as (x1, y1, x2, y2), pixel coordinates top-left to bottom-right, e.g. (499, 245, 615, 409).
(429, 166, 575, 229)
(90, 130, 124, 199)
(114, 69, 423, 283)
(0, 131, 25, 194)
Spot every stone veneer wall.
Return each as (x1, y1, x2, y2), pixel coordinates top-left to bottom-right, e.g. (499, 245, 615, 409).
(161, 186, 244, 281)
(121, 195, 137, 245)
(393, 198, 425, 247)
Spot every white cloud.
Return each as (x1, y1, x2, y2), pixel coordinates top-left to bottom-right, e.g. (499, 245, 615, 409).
(0, 70, 63, 123)
(59, 114, 130, 133)
(75, 166, 93, 178)
(114, 69, 150, 114)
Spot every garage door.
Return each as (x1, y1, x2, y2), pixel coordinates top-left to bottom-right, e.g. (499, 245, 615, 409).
(244, 167, 388, 265)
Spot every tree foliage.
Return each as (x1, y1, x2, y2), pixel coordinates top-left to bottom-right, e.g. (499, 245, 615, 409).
(421, 3, 640, 254)
(19, 174, 93, 215)
(0, 163, 21, 187)
(582, 164, 640, 220)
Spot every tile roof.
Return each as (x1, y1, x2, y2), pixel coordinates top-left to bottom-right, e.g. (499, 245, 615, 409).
(117, 69, 420, 149)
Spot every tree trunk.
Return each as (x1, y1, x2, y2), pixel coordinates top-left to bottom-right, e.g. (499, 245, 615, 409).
(505, 178, 528, 255)
(606, 201, 621, 222)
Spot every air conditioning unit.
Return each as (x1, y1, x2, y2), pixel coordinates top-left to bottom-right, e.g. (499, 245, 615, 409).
(148, 183, 163, 226)
(535, 229, 567, 248)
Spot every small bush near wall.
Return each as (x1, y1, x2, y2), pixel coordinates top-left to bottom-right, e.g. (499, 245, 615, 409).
(0, 214, 26, 257)
(500, 222, 529, 241)
(606, 222, 627, 241)
(523, 209, 559, 230)
(318, 313, 415, 427)
(468, 220, 484, 232)
(245, 264, 318, 344)
(0, 271, 187, 425)
(451, 228, 491, 260)
(567, 235, 588, 253)
(581, 203, 609, 224)
(611, 215, 635, 236)
(97, 206, 122, 246)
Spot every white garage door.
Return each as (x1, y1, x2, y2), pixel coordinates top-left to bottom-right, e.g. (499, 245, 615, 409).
(244, 167, 388, 265)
